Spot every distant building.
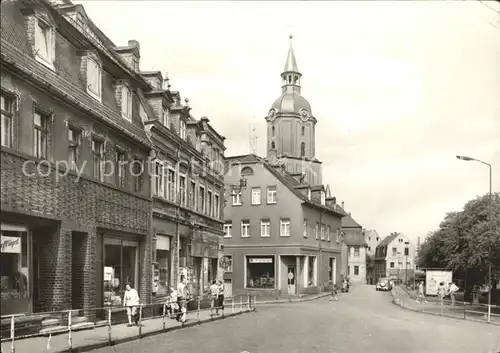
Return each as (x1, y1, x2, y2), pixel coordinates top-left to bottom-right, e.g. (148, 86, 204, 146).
(339, 203, 363, 281)
(364, 229, 382, 256)
(374, 233, 416, 283)
(342, 232, 368, 284)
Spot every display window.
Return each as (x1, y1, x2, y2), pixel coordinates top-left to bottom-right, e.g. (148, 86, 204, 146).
(103, 238, 139, 306)
(246, 256, 275, 289)
(1, 226, 30, 315)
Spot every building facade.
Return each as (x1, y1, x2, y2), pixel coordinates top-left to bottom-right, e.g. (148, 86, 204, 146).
(0, 0, 225, 319)
(223, 37, 345, 298)
(223, 155, 344, 297)
(364, 229, 382, 256)
(342, 234, 368, 284)
(144, 78, 226, 301)
(374, 232, 416, 283)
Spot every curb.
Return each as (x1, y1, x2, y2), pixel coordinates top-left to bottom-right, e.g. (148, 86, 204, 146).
(252, 293, 330, 305)
(390, 291, 500, 326)
(31, 309, 256, 353)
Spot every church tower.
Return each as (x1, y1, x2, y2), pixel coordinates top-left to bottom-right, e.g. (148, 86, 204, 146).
(265, 35, 322, 185)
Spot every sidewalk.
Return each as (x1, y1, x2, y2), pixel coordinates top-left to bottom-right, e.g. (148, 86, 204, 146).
(1, 307, 255, 353)
(246, 292, 331, 305)
(391, 286, 500, 325)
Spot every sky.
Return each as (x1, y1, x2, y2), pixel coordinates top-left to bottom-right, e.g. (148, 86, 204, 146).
(76, 0, 500, 245)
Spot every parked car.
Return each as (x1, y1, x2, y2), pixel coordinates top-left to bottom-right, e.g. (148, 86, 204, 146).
(376, 278, 391, 291)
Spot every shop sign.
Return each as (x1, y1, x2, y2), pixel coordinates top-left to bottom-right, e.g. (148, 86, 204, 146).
(1, 235, 21, 253)
(249, 257, 272, 264)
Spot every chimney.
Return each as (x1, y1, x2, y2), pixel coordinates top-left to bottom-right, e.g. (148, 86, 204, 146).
(341, 201, 345, 210)
(114, 40, 140, 72)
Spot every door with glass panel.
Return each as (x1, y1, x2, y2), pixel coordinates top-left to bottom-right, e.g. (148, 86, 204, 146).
(287, 266, 296, 295)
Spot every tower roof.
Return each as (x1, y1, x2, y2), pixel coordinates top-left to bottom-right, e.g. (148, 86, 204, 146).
(283, 35, 299, 73)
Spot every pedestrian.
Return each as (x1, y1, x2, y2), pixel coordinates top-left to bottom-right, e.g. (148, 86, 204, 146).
(176, 277, 189, 322)
(217, 280, 225, 315)
(437, 282, 446, 306)
(167, 286, 178, 318)
(448, 282, 459, 306)
(209, 280, 219, 316)
(123, 283, 140, 326)
(416, 281, 428, 304)
(329, 284, 338, 301)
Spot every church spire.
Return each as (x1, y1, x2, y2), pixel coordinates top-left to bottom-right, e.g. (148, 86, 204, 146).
(281, 35, 302, 94)
(284, 35, 299, 73)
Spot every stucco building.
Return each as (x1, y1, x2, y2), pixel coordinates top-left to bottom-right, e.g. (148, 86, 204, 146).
(374, 232, 416, 283)
(222, 36, 345, 298)
(338, 206, 367, 284)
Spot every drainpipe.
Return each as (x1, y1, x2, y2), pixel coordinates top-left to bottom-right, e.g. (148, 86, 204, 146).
(176, 145, 181, 285)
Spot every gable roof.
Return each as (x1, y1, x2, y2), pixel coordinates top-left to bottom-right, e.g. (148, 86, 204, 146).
(343, 233, 368, 247)
(376, 233, 399, 248)
(339, 208, 362, 228)
(226, 154, 345, 218)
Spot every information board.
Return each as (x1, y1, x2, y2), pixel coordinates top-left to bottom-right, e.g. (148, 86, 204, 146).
(425, 270, 452, 295)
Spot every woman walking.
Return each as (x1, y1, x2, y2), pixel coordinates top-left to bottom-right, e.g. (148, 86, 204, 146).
(123, 283, 140, 326)
(217, 280, 225, 315)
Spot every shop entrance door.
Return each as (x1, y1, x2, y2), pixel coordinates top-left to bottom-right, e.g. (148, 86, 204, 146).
(287, 266, 296, 295)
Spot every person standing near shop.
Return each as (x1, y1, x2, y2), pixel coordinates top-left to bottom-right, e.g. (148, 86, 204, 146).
(448, 282, 459, 306)
(123, 283, 140, 326)
(209, 280, 219, 316)
(176, 277, 189, 322)
(217, 280, 225, 315)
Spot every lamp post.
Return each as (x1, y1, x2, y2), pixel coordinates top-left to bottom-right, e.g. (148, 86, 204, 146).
(456, 155, 493, 322)
(404, 241, 409, 286)
(397, 252, 401, 283)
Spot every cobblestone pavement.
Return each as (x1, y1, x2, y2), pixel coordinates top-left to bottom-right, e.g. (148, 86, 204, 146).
(91, 285, 500, 353)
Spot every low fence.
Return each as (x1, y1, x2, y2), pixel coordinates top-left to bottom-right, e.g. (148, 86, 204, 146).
(391, 286, 500, 325)
(0, 296, 254, 353)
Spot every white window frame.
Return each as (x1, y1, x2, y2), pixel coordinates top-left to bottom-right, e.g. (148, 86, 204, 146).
(199, 185, 205, 213)
(223, 223, 232, 238)
(241, 221, 250, 238)
(327, 226, 331, 242)
(267, 186, 277, 204)
(336, 228, 340, 243)
(214, 193, 220, 219)
(153, 160, 164, 197)
(315, 223, 319, 239)
(34, 17, 55, 71)
(163, 109, 170, 127)
(86, 57, 102, 101)
(121, 85, 132, 121)
(251, 187, 261, 205)
(179, 174, 187, 206)
(303, 220, 307, 238)
(207, 189, 213, 216)
(180, 119, 187, 139)
(280, 219, 291, 237)
(260, 220, 271, 238)
(320, 224, 325, 240)
(167, 167, 176, 202)
(232, 192, 242, 206)
(190, 180, 197, 210)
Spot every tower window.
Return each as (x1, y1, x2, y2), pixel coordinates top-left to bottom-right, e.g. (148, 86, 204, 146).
(301, 126, 305, 136)
(294, 76, 298, 84)
(272, 126, 275, 136)
(288, 75, 292, 84)
(271, 141, 275, 149)
(300, 142, 305, 157)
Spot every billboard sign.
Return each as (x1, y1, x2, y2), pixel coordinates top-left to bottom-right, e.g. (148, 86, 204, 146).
(425, 270, 452, 295)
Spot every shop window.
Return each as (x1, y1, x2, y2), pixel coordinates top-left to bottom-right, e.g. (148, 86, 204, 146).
(103, 238, 139, 306)
(154, 235, 171, 299)
(246, 256, 275, 289)
(1, 229, 30, 315)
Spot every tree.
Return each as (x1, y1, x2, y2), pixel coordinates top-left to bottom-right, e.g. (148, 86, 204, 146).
(418, 192, 500, 288)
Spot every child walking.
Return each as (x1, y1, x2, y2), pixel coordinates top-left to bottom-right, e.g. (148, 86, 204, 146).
(329, 284, 338, 301)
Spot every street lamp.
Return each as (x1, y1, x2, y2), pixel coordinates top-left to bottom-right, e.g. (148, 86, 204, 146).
(397, 252, 401, 283)
(456, 155, 493, 322)
(404, 241, 409, 286)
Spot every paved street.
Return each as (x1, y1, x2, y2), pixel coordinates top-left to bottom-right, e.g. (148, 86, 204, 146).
(91, 285, 500, 353)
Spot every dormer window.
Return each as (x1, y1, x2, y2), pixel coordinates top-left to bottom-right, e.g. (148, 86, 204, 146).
(320, 190, 326, 205)
(34, 17, 55, 70)
(163, 110, 169, 127)
(121, 85, 132, 121)
(180, 120, 187, 139)
(86, 57, 102, 101)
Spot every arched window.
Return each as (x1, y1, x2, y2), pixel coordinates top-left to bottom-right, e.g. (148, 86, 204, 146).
(272, 126, 275, 136)
(301, 126, 305, 136)
(300, 142, 305, 157)
(241, 166, 254, 175)
(271, 141, 275, 149)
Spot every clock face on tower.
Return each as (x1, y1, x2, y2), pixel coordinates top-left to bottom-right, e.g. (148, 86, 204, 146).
(300, 109, 309, 121)
(268, 108, 276, 121)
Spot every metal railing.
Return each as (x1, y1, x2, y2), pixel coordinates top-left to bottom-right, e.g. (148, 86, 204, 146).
(391, 287, 500, 325)
(0, 295, 254, 353)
